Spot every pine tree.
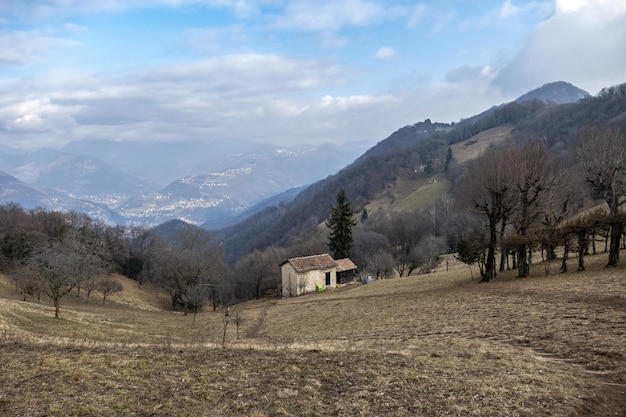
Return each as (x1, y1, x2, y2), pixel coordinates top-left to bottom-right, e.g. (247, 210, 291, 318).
(326, 190, 356, 260)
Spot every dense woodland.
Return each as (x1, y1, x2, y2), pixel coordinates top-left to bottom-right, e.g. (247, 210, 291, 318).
(1, 83, 625, 316)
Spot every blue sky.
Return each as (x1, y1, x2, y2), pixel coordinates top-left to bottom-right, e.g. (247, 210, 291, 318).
(1, 0, 625, 149)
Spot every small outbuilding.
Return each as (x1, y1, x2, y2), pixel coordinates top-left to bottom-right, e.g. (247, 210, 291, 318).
(335, 258, 358, 284)
(281, 253, 357, 297)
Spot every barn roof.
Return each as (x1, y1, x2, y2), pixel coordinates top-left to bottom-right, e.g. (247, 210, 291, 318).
(335, 258, 357, 272)
(282, 253, 337, 273)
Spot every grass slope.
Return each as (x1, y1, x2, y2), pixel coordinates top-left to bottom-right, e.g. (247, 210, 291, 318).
(450, 124, 513, 164)
(0, 254, 625, 416)
(365, 173, 450, 216)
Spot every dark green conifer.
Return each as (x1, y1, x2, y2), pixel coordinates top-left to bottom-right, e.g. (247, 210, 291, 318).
(326, 190, 356, 259)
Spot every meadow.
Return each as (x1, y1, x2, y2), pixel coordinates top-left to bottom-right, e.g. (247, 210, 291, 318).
(0, 253, 624, 416)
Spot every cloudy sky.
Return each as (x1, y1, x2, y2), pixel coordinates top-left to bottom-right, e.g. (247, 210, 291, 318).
(1, 0, 625, 150)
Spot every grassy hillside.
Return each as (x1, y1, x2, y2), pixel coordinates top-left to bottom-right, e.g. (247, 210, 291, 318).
(450, 124, 513, 164)
(1, 254, 624, 416)
(365, 173, 450, 216)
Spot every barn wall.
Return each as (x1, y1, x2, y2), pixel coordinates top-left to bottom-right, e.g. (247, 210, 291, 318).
(281, 263, 298, 297)
(281, 264, 337, 297)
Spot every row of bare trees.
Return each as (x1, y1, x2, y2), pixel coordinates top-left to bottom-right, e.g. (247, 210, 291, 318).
(454, 126, 626, 281)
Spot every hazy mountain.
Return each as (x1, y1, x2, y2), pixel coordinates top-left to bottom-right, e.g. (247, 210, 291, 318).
(62, 138, 279, 186)
(202, 186, 304, 230)
(0, 137, 368, 226)
(117, 143, 369, 226)
(0, 170, 49, 208)
(0, 170, 125, 223)
(515, 81, 590, 104)
(2, 148, 157, 197)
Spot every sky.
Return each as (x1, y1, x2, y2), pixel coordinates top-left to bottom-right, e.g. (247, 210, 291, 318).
(0, 0, 625, 150)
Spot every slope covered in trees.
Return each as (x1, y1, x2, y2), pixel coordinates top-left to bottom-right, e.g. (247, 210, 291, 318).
(215, 82, 626, 263)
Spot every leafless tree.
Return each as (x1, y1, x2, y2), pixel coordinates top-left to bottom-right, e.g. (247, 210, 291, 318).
(83, 274, 100, 303)
(455, 146, 517, 281)
(221, 305, 231, 348)
(508, 142, 559, 278)
(11, 265, 42, 302)
(353, 229, 392, 279)
(232, 302, 244, 340)
(414, 235, 448, 273)
(234, 246, 285, 300)
(29, 240, 105, 318)
(149, 227, 226, 315)
(96, 276, 123, 305)
(576, 126, 626, 266)
(369, 250, 395, 279)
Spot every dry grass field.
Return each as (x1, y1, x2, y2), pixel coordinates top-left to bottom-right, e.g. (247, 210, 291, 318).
(450, 125, 513, 164)
(0, 253, 624, 416)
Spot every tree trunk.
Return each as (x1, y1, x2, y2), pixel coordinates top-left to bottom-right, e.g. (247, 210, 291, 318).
(54, 298, 60, 319)
(499, 220, 507, 272)
(607, 221, 622, 267)
(577, 231, 587, 271)
(560, 238, 570, 272)
(482, 222, 497, 282)
(592, 230, 597, 254)
(517, 244, 529, 278)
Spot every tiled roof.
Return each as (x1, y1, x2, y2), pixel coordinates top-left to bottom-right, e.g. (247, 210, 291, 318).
(284, 253, 337, 273)
(335, 258, 357, 272)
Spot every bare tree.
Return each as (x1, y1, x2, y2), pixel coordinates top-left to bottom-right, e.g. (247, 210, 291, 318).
(414, 235, 448, 273)
(221, 305, 231, 348)
(369, 250, 395, 279)
(29, 240, 105, 318)
(508, 142, 559, 278)
(83, 274, 100, 303)
(353, 229, 392, 279)
(148, 227, 226, 315)
(11, 265, 42, 302)
(234, 246, 285, 300)
(454, 232, 487, 281)
(232, 303, 245, 340)
(576, 126, 626, 266)
(455, 146, 517, 281)
(96, 276, 123, 305)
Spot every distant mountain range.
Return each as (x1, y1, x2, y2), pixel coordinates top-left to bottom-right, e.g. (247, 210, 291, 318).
(0, 81, 599, 230)
(0, 139, 369, 227)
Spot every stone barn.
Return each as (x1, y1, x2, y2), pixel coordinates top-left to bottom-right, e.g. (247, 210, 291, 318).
(281, 254, 357, 297)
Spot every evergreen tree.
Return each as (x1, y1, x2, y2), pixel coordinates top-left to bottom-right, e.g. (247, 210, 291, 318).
(326, 190, 356, 259)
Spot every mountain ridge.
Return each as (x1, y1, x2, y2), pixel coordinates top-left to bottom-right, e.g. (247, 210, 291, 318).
(213, 81, 626, 259)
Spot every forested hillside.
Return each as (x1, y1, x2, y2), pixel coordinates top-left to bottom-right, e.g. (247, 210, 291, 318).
(215, 83, 626, 265)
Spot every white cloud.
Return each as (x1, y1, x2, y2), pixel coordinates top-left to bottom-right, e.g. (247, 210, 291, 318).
(0, 29, 78, 67)
(494, 0, 626, 95)
(458, 0, 552, 31)
(555, 0, 588, 13)
(374, 46, 396, 60)
(500, 0, 520, 18)
(404, 4, 429, 29)
(270, 0, 387, 33)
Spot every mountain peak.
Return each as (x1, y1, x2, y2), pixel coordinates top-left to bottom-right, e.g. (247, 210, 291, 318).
(515, 81, 590, 104)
